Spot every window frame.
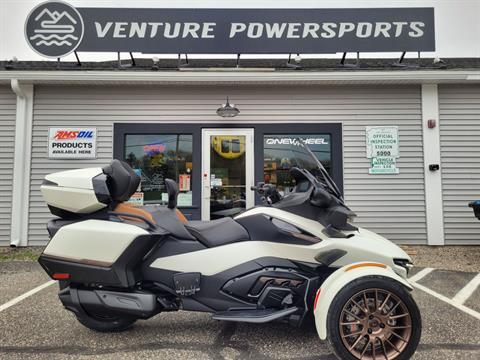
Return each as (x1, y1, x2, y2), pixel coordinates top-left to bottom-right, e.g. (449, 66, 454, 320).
(114, 123, 343, 220)
(124, 133, 194, 206)
(254, 123, 343, 196)
(114, 123, 202, 219)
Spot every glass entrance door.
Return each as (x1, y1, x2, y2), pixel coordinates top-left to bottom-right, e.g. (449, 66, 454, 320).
(201, 129, 254, 220)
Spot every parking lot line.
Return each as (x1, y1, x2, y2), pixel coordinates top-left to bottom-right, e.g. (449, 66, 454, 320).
(411, 281, 480, 321)
(0, 280, 56, 313)
(452, 273, 480, 305)
(408, 267, 434, 283)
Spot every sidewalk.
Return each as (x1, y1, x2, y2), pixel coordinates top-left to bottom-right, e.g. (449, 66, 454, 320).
(401, 246, 480, 272)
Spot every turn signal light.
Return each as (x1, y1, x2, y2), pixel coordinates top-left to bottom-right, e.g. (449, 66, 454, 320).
(345, 263, 387, 272)
(52, 273, 70, 280)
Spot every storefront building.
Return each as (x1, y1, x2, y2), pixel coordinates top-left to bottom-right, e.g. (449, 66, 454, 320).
(1, 2, 479, 247)
(1, 58, 480, 247)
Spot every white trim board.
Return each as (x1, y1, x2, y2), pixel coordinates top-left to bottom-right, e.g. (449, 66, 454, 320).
(0, 70, 480, 85)
(421, 84, 445, 246)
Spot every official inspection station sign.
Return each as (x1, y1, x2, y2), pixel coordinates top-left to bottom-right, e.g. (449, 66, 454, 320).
(25, 1, 435, 58)
(48, 128, 97, 159)
(366, 126, 399, 175)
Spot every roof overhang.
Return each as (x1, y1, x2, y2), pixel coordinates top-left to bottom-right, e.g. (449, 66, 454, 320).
(1, 69, 480, 86)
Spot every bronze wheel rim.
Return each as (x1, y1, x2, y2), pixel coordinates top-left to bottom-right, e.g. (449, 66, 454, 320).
(339, 288, 412, 360)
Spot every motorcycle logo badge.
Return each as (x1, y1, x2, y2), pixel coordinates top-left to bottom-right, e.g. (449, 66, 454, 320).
(25, 1, 84, 58)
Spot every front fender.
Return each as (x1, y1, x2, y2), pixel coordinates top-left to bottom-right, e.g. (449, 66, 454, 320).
(313, 262, 412, 340)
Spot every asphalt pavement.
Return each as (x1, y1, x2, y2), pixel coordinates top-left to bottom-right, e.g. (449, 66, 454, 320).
(0, 261, 479, 360)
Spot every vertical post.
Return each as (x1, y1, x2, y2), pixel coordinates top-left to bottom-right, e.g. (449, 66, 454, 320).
(421, 84, 445, 245)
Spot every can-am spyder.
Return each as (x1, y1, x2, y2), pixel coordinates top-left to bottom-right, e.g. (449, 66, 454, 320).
(38, 142, 421, 360)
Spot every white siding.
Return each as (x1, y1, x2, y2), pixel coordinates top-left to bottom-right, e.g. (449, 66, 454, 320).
(0, 86, 15, 246)
(29, 85, 426, 245)
(439, 85, 480, 245)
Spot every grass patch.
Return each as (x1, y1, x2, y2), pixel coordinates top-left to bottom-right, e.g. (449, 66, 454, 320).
(0, 247, 44, 262)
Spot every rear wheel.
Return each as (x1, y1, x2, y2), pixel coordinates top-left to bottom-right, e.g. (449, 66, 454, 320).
(326, 276, 421, 360)
(75, 312, 136, 332)
(62, 284, 137, 332)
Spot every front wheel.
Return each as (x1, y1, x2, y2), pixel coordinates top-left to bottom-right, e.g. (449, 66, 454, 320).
(326, 276, 421, 360)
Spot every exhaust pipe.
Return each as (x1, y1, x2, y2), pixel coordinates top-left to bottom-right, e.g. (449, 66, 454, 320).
(59, 287, 160, 319)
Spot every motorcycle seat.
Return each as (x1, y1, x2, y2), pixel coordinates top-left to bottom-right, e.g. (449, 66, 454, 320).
(112, 203, 188, 225)
(185, 218, 250, 248)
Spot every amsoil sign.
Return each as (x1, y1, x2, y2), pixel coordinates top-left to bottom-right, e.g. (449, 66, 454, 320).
(48, 128, 97, 159)
(26, 2, 435, 58)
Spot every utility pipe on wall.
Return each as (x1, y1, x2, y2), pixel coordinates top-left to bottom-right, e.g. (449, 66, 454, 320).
(10, 79, 34, 247)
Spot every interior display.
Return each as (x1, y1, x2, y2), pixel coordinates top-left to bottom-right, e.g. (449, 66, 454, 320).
(179, 174, 191, 191)
(125, 192, 144, 207)
(211, 136, 245, 159)
(124, 134, 193, 205)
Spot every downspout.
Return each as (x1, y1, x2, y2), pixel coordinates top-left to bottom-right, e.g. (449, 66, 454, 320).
(10, 79, 34, 247)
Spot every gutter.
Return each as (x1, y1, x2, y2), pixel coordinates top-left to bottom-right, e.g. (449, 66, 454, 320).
(11, 79, 26, 98)
(1, 70, 480, 85)
(9, 79, 33, 247)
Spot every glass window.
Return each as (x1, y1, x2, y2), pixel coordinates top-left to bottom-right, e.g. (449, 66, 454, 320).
(209, 135, 246, 219)
(263, 134, 332, 194)
(124, 134, 193, 206)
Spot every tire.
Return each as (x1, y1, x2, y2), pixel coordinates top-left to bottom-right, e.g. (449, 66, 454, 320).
(326, 276, 421, 360)
(75, 312, 137, 332)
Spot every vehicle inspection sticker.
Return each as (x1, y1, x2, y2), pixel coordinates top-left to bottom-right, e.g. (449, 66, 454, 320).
(366, 126, 399, 175)
(48, 127, 97, 159)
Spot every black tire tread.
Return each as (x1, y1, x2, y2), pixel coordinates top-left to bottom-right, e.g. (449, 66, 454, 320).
(75, 314, 136, 332)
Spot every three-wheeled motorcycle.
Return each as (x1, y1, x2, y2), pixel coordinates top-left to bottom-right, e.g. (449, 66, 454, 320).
(38, 141, 421, 360)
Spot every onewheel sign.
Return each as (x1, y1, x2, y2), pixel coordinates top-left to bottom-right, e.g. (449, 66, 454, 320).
(26, 2, 435, 58)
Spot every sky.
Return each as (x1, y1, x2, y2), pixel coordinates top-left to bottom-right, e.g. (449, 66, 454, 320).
(1, 0, 479, 61)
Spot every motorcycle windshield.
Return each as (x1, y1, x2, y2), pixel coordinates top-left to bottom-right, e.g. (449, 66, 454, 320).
(264, 138, 344, 202)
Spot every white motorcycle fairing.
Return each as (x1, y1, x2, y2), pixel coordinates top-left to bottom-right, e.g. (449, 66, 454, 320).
(313, 262, 413, 340)
(150, 206, 411, 279)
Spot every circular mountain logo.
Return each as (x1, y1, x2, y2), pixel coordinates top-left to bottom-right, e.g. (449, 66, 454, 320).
(25, 1, 84, 58)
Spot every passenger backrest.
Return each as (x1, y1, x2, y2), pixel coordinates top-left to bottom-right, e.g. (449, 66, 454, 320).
(102, 159, 140, 202)
(164, 178, 178, 209)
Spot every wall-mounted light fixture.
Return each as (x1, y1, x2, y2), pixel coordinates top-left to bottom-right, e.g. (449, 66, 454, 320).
(216, 97, 240, 118)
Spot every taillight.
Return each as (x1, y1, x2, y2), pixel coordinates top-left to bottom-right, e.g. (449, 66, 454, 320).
(313, 289, 321, 311)
(52, 273, 70, 280)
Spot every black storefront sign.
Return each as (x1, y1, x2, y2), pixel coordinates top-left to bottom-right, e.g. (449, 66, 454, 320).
(26, 1, 435, 58)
